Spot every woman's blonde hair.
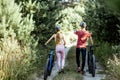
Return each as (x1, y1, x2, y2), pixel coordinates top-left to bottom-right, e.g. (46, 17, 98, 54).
(56, 31, 60, 44)
(55, 25, 61, 44)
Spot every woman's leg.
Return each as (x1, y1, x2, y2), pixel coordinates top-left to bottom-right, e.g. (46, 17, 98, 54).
(56, 52, 61, 71)
(56, 44, 65, 71)
(61, 50, 65, 69)
(56, 45, 62, 71)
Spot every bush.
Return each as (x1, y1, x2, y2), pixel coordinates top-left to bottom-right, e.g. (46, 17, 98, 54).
(0, 38, 36, 80)
(0, 0, 37, 79)
(94, 42, 113, 67)
(107, 55, 120, 80)
(94, 42, 120, 80)
(84, 0, 120, 44)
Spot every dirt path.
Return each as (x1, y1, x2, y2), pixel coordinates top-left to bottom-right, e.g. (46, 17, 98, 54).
(47, 46, 71, 80)
(36, 45, 71, 80)
(36, 44, 106, 80)
(83, 61, 106, 80)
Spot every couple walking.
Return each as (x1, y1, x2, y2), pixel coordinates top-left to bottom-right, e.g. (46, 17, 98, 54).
(45, 22, 93, 74)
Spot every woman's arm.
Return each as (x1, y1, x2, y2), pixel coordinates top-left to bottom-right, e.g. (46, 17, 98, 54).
(45, 34, 55, 45)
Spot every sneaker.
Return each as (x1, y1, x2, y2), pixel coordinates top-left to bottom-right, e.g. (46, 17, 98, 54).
(61, 69, 64, 73)
(80, 70, 85, 75)
(77, 67, 81, 72)
(58, 70, 61, 74)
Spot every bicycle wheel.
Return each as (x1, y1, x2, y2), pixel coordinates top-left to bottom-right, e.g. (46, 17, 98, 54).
(88, 52, 93, 73)
(91, 55, 96, 77)
(44, 59, 49, 80)
(87, 52, 91, 73)
(47, 54, 54, 76)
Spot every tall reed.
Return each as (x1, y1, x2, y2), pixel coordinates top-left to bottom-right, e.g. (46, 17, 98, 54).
(0, 37, 36, 80)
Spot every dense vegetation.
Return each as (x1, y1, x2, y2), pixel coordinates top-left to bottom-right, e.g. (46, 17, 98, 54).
(84, 0, 120, 44)
(0, 0, 37, 79)
(0, 0, 120, 80)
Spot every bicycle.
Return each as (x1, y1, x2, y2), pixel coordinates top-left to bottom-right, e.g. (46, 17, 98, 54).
(87, 45, 98, 77)
(44, 47, 55, 80)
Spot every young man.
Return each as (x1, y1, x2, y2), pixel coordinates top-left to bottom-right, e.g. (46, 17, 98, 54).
(74, 22, 93, 74)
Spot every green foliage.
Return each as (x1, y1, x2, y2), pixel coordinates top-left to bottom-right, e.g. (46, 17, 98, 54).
(30, 0, 63, 44)
(107, 55, 120, 80)
(0, 0, 37, 79)
(57, 4, 84, 33)
(84, 1, 120, 44)
(0, 0, 35, 45)
(105, 45, 120, 80)
(94, 42, 113, 67)
(84, 2, 120, 79)
(94, 42, 120, 80)
(13, 1, 64, 77)
(105, 0, 120, 13)
(16, 0, 87, 43)
(1, 0, 120, 79)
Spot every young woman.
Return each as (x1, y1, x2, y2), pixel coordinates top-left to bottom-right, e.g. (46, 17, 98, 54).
(74, 22, 93, 74)
(45, 25, 66, 73)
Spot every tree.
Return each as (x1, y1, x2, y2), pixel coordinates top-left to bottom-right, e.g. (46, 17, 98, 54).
(84, 0, 120, 44)
(0, 0, 37, 79)
(105, 0, 120, 13)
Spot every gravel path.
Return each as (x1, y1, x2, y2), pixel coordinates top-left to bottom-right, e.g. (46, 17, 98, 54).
(47, 46, 71, 80)
(83, 61, 106, 80)
(36, 44, 106, 80)
(36, 46, 71, 80)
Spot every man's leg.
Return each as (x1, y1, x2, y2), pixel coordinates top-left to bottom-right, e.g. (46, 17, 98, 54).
(76, 48, 80, 72)
(81, 48, 86, 72)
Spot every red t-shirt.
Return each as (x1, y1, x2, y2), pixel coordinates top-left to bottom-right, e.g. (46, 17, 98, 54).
(75, 30, 91, 48)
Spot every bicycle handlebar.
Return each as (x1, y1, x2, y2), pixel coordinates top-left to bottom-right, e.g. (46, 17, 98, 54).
(87, 44, 99, 51)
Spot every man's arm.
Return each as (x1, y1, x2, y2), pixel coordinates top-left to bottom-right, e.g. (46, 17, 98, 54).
(89, 36, 93, 45)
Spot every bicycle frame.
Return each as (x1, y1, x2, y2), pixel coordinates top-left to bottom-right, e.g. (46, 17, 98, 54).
(44, 49, 55, 80)
(87, 45, 97, 77)
(47, 51, 55, 72)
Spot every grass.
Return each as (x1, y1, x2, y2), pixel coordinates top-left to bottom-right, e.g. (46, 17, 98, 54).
(54, 46, 83, 80)
(0, 38, 37, 80)
(97, 70, 106, 74)
(105, 55, 120, 80)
